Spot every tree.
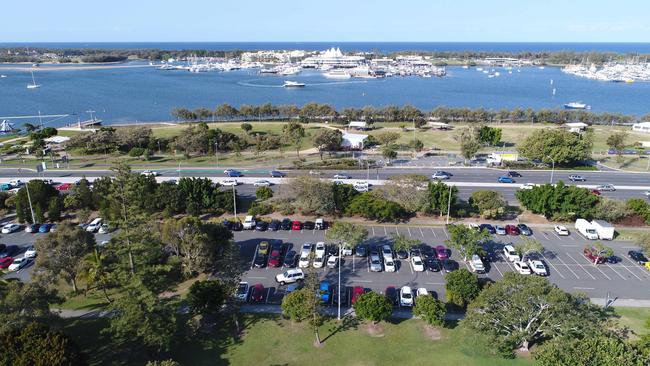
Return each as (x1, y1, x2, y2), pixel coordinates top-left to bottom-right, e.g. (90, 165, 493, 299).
(80, 248, 113, 303)
(283, 176, 335, 215)
(345, 193, 410, 222)
(255, 186, 273, 201)
(469, 190, 507, 219)
(413, 294, 446, 327)
(14, 180, 60, 223)
(0, 281, 62, 334)
(312, 128, 343, 159)
(381, 145, 397, 163)
(34, 223, 96, 293)
(281, 272, 323, 345)
(187, 280, 226, 318)
(462, 272, 606, 355)
(240, 123, 253, 134)
(456, 127, 481, 161)
(477, 125, 503, 146)
(606, 131, 628, 162)
(518, 128, 593, 166)
(374, 131, 400, 146)
(516, 181, 599, 221)
(353, 292, 393, 324)
(326, 222, 368, 252)
(0, 322, 87, 366)
(282, 121, 305, 158)
(427, 181, 458, 217)
(535, 334, 650, 366)
(331, 183, 359, 213)
(584, 242, 614, 264)
(445, 224, 490, 260)
(514, 237, 544, 259)
(408, 138, 424, 152)
(391, 232, 420, 253)
(444, 268, 481, 308)
(380, 174, 430, 212)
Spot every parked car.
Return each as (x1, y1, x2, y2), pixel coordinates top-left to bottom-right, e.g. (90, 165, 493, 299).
(351, 286, 365, 304)
(431, 171, 450, 180)
(369, 253, 383, 272)
(596, 184, 616, 192)
(554, 225, 570, 236)
(479, 224, 496, 234)
(442, 259, 457, 272)
(384, 259, 396, 272)
(1, 223, 21, 234)
(291, 221, 302, 231)
(584, 247, 606, 264)
(520, 183, 537, 190)
(257, 241, 270, 256)
(253, 179, 272, 187)
(303, 221, 315, 230)
(399, 286, 414, 307)
(24, 246, 37, 258)
(381, 245, 393, 262)
(253, 254, 268, 268)
(628, 250, 648, 265)
(283, 250, 298, 267)
(468, 254, 485, 274)
(255, 221, 268, 231)
(385, 286, 398, 305)
(280, 218, 292, 230)
(396, 249, 408, 259)
(315, 218, 326, 230)
(333, 173, 351, 179)
(298, 255, 311, 268)
(243, 215, 256, 230)
(568, 174, 586, 182)
(333, 285, 347, 305)
(250, 284, 265, 302)
(503, 245, 520, 262)
(355, 245, 368, 257)
(517, 224, 532, 236)
(435, 245, 449, 260)
(327, 255, 339, 268)
(425, 257, 441, 272)
(505, 224, 520, 236)
(25, 224, 40, 233)
(0, 257, 14, 269)
(498, 176, 515, 183)
(420, 245, 435, 259)
(495, 225, 506, 235)
(55, 183, 73, 191)
(37, 223, 51, 233)
(313, 253, 325, 269)
(97, 224, 111, 234)
(220, 179, 239, 186)
(411, 255, 425, 272)
(236, 282, 249, 301)
(275, 268, 305, 285)
(528, 259, 548, 276)
(319, 282, 331, 303)
(270, 170, 286, 178)
(416, 288, 429, 301)
(268, 220, 281, 231)
(268, 248, 283, 268)
(141, 170, 159, 177)
(514, 261, 532, 275)
(353, 181, 370, 192)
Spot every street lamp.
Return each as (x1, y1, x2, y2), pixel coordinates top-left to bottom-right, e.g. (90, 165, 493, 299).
(546, 155, 555, 184)
(337, 241, 342, 320)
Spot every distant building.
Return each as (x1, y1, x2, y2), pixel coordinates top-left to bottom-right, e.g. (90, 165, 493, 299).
(487, 152, 519, 165)
(564, 122, 589, 133)
(632, 122, 650, 133)
(427, 121, 453, 130)
(347, 121, 367, 130)
(341, 133, 368, 150)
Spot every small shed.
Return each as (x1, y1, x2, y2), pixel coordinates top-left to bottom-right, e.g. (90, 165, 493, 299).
(348, 121, 367, 130)
(564, 122, 589, 133)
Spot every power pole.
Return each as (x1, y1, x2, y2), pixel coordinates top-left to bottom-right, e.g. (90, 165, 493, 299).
(24, 182, 36, 224)
(446, 184, 452, 225)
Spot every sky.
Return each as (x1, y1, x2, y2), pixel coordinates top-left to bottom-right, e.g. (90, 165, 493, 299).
(3, 0, 650, 42)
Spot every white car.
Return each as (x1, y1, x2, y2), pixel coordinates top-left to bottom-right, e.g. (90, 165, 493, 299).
(411, 255, 425, 272)
(644, 190, 650, 197)
(236, 282, 249, 301)
(468, 254, 486, 274)
(24, 246, 37, 258)
(141, 170, 159, 177)
(312, 254, 325, 269)
(514, 261, 532, 275)
(326, 255, 339, 268)
(528, 259, 548, 276)
(381, 244, 393, 262)
(8, 257, 29, 271)
(243, 215, 256, 230)
(399, 286, 414, 307)
(220, 179, 239, 186)
(300, 243, 313, 257)
(384, 259, 396, 272)
(353, 181, 370, 192)
(98, 224, 111, 234)
(596, 184, 616, 192)
(253, 180, 272, 187)
(554, 225, 570, 236)
(9, 179, 24, 187)
(298, 254, 311, 268)
(275, 268, 305, 285)
(416, 288, 429, 299)
(315, 242, 326, 257)
(431, 171, 450, 180)
(503, 245, 520, 262)
(520, 183, 536, 190)
(333, 173, 351, 179)
(1, 223, 21, 234)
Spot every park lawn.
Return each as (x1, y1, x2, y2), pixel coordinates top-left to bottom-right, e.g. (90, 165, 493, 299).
(59, 315, 530, 366)
(613, 307, 650, 338)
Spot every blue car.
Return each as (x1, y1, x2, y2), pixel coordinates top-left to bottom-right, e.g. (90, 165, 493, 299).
(479, 224, 496, 234)
(38, 223, 52, 233)
(270, 170, 285, 178)
(498, 176, 514, 183)
(227, 170, 243, 177)
(319, 281, 331, 303)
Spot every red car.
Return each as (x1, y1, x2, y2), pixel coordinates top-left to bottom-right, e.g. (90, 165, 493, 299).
(584, 248, 606, 264)
(250, 284, 265, 302)
(268, 249, 283, 268)
(55, 183, 73, 191)
(351, 286, 365, 304)
(0, 256, 13, 269)
(291, 221, 302, 231)
(435, 245, 448, 260)
(590, 189, 601, 196)
(505, 225, 520, 236)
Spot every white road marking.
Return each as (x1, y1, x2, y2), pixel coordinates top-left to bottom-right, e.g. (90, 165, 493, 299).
(566, 253, 597, 280)
(407, 227, 412, 237)
(559, 244, 578, 247)
(430, 228, 436, 238)
(425, 282, 445, 285)
(553, 254, 581, 279)
(246, 276, 267, 279)
(540, 253, 566, 279)
(371, 226, 376, 236)
(419, 227, 424, 237)
(573, 287, 595, 290)
(591, 262, 612, 281)
(384, 226, 388, 236)
(265, 288, 272, 304)
(605, 264, 627, 280)
(619, 256, 646, 281)
(492, 262, 504, 277)
(443, 229, 449, 239)
(354, 280, 373, 283)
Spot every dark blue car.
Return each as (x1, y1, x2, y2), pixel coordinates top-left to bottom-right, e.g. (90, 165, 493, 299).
(498, 176, 514, 183)
(270, 170, 285, 178)
(227, 170, 243, 177)
(38, 223, 52, 233)
(479, 224, 496, 234)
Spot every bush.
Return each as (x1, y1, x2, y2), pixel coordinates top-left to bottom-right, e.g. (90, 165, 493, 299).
(445, 268, 480, 308)
(592, 198, 631, 223)
(248, 202, 273, 216)
(128, 147, 145, 157)
(345, 192, 410, 222)
(256, 186, 273, 201)
(627, 199, 650, 224)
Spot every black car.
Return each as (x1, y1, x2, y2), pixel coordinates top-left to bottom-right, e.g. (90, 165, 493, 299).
(442, 259, 457, 273)
(270, 170, 286, 178)
(255, 221, 268, 231)
(478, 245, 494, 263)
(628, 250, 648, 265)
(396, 249, 409, 259)
(327, 244, 339, 256)
(425, 257, 441, 272)
(230, 221, 243, 231)
(410, 247, 421, 257)
(303, 221, 315, 230)
(0, 245, 18, 258)
(479, 224, 496, 234)
(355, 245, 368, 257)
(253, 254, 268, 268)
(507, 171, 521, 177)
(607, 255, 621, 264)
(332, 285, 347, 305)
(517, 224, 532, 236)
(384, 287, 398, 305)
(283, 250, 298, 267)
(280, 218, 292, 230)
(420, 245, 435, 259)
(268, 219, 281, 231)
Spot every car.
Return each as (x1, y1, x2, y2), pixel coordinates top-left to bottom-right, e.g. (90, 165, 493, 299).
(478, 244, 495, 263)
(315, 242, 326, 257)
(385, 286, 398, 305)
(230, 221, 243, 231)
(498, 176, 515, 183)
(275, 268, 305, 285)
(25, 224, 40, 233)
(250, 284, 265, 302)
(253, 254, 268, 268)
(300, 243, 313, 257)
(554, 225, 570, 236)
(396, 249, 408, 259)
(268, 220, 281, 231)
(479, 224, 496, 234)
(442, 259, 457, 272)
(431, 171, 450, 180)
(327, 255, 339, 268)
(355, 245, 368, 257)
(628, 250, 648, 265)
(280, 218, 292, 230)
(520, 183, 536, 190)
(226, 170, 243, 177)
(309, 170, 322, 176)
(315, 218, 326, 230)
(141, 170, 159, 177)
(268, 249, 283, 268)
(353, 181, 370, 192)
(590, 189, 601, 196)
(97, 224, 112, 234)
(333, 173, 351, 179)
(326, 244, 339, 256)
(220, 179, 239, 186)
(86, 218, 103, 233)
(399, 286, 414, 307)
(568, 174, 586, 182)
(351, 286, 365, 304)
(644, 190, 650, 198)
(1, 223, 21, 234)
(298, 255, 311, 268)
(0, 257, 13, 269)
(243, 215, 256, 230)
(285, 283, 302, 295)
(596, 184, 616, 192)
(507, 171, 521, 177)
(9, 179, 24, 187)
(291, 220, 302, 231)
(514, 261, 532, 275)
(505, 224, 520, 236)
(332, 285, 348, 305)
(584, 247, 606, 264)
(38, 223, 52, 233)
(55, 183, 73, 191)
(410, 247, 422, 257)
(283, 250, 298, 267)
(381, 244, 393, 262)
(384, 259, 396, 272)
(24, 246, 37, 258)
(369, 253, 383, 272)
(319, 282, 331, 303)
(411, 255, 425, 272)
(253, 179, 272, 187)
(503, 245, 520, 262)
(495, 225, 506, 235)
(269, 170, 285, 178)
(468, 254, 485, 274)
(257, 241, 270, 256)
(236, 282, 249, 301)
(313, 254, 325, 269)
(303, 221, 315, 230)
(416, 288, 429, 300)
(420, 245, 435, 259)
(528, 259, 548, 276)
(517, 224, 532, 236)
(435, 245, 449, 260)
(645, 262, 650, 272)
(425, 257, 441, 272)
(255, 221, 268, 231)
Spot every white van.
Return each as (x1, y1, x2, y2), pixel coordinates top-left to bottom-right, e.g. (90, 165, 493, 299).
(575, 219, 598, 240)
(86, 218, 103, 232)
(243, 215, 256, 230)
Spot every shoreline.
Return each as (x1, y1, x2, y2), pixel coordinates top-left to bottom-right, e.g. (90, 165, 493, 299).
(0, 63, 155, 72)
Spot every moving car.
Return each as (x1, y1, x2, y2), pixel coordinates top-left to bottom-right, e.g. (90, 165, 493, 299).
(141, 170, 159, 177)
(495, 225, 507, 235)
(519, 183, 536, 190)
(479, 224, 496, 234)
(319, 281, 331, 303)
(507, 171, 521, 177)
(283, 250, 298, 267)
(411, 255, 425, 272)
(333, 173, 351, 179)
(514, 261, 532, 275)
(596, 184, 616, 192)
(326, 255, 339, 268)
(351, 286, 365, 304)
(435, 245, 449, 260)
(291, 221, 302, 231)
(236, 282, 249, 301)
(431, 171, 450, 180)
(628, 250, 648, 265)
(399, 286, 414, 307)
(253, 179, 272, 187)
(250, 284, 265, 302)
(369, 253, 383, 272)
(55, 183, 73, 191)
(280, 218, 292, 230)
(505, 224, 520, 236)
(1, 223, 21, 234)
(24, 246, 37, 258)
(503, 245, 520, 262)
(554, 225, 570, 236)
(226, 170, 243, 177)
(255, 221, 268, 231)
(270, 170, 285, 178)
(275, 268, 305, 285)
(498, 176, 515, 183)
(528, 259, 548, 276)
(517, 224, 532, 236)
(568, 174, 586, 182)
(425, 257, 441, 272)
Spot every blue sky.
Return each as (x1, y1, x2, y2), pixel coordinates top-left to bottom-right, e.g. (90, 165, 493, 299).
(3, 0, 650, 42)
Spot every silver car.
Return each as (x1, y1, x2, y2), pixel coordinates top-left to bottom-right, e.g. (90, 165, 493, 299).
(369, 253, 383, 272)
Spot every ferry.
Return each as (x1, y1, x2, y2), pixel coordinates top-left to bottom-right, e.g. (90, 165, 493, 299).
(563, 102, 591, 110)
(283, 81, 305, 88)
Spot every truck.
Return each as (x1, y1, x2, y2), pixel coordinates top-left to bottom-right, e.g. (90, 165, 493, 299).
(591, 220, 615, 240)
(243, 215, 256, 230)
(575, 219, 598, 240)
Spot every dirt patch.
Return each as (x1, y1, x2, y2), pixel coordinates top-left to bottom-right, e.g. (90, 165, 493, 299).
(515, 347, 532, 359)
(616, 214, 646, 227)
(423, 325, 442, 340)
(517, 211, 551, 224)
(365, 322, 385, 337)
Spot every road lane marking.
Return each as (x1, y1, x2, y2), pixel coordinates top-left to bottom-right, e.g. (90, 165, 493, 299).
(430, 228, 436, 238)
(265, 288, 272, 304)
(539, 253, 565, 279)
(354, 280, 373, 283)
(492, 262, 504, 277)
(573, 287, 595, 290)
(619, 256, 646, 281)
(384, 226, 388, 235)
(407, 227, 412, 237)
(371, 226, 376, 236)
(553, 254, 580, 279)
(419, 227, 424, 237)
(605, 264, 627, 280)
(246, 276, 267, 279)
(559, 244, 578, 247)
(566, 253, 597, 280)
(591, 262, 612, 281)
(443, 229, 449, 239)
(425, 282, 445, 285)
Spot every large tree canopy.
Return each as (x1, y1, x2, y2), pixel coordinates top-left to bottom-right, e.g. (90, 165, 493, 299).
(517, 128, 593, 166)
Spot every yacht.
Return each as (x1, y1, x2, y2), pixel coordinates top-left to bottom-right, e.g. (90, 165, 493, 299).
(27, 70, 41, 89)
(563, 102, 591, 110)
(323, 69, 351, 79)
(0, 75, 6, 78)
(283, 81, 306, 88)
(280, 66, 301, 75)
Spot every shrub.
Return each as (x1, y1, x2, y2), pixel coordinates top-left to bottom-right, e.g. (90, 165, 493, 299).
(345, 192, 410, 222)
(128, 147, 145, 157)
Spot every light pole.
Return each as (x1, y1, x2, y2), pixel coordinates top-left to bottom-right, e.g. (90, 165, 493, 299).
(337, 241, 342, 320)
(215, 142, 219, 169)
(232, 184, 237, 220)
(446, 184, 453, 224)
(546, 155, 555, 184)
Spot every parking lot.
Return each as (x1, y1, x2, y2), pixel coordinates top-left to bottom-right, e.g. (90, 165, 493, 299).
(236, 224, 650, 307)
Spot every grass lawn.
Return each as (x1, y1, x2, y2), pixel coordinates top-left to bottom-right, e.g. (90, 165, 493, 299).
(59, 315, 530, 366)
(613, 307, 650, 338)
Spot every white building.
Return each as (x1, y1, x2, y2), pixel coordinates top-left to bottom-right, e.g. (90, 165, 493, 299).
(632, 122, 650, 133)
(301, 47, 365, 68)
(564, 122, 589, 133)
(341, 133, 368, 150)
(347, 121, 367, 130)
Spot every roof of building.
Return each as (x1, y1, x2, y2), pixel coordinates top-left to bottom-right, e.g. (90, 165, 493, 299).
(348, 121, 367, 128)
(633, 121, 650, 127)
(44, 136, 70, 144)
(564, 122, 589, 128)
(342, 133, 368, 144)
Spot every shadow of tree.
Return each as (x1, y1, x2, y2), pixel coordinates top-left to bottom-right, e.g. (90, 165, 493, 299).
(321, 314, 359, 343)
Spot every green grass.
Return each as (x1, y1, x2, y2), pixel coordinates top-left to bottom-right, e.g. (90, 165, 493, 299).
(613, 307, 650, 338)
(58, 314, 530, 366)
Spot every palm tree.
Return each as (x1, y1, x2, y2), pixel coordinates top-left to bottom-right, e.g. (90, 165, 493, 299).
(81, 248, 112, 304)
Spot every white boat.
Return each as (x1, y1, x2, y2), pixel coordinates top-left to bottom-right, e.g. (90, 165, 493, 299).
(323, 69, 351, 79)
(462, 65, 469, 69)
(0, 75, 6, 78)
(280, 66, 301, 75)
(283, 81, 305, 88)
(27, 70, 41, 89)
(563, 102, 591, 110)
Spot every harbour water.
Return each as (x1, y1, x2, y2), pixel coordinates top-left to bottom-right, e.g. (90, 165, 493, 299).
(1, 61, 650, 127)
